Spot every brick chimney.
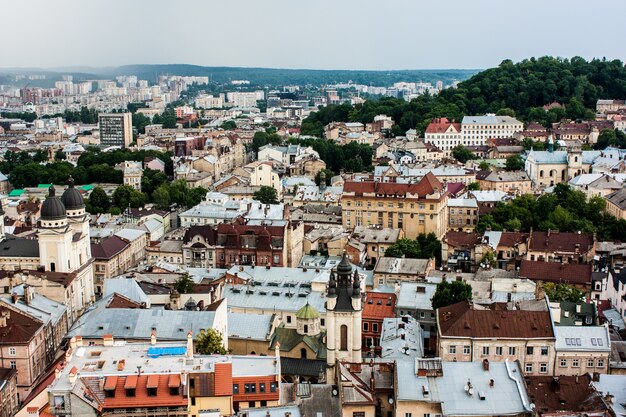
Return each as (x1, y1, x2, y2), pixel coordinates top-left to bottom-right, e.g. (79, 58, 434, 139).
(151, 330, 157, 345)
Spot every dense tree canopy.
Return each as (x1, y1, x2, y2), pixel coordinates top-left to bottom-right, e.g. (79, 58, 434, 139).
(475, 184, 626, 241)
(505, 155, 525, 171)
(195, 328, 229, 355)
(431, 280, 473, 310)
(289, 138, 373, 174)
(301, 57, 626, 137)
(543, 283, 583, 302)
(452, 145, 475, 163)
(384, 234, 442, 266)
(253, 186, 279, 205)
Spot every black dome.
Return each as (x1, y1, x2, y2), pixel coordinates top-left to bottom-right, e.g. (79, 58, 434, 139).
(41, 186, 66, 220)
(61, 178, 85, 210)
(336, 252, 352, 276)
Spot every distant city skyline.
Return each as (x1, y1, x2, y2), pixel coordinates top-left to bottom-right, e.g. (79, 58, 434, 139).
(3, 0, 626, 71)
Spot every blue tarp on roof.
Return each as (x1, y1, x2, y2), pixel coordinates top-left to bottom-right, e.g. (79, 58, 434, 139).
(147, 346, 186, 358)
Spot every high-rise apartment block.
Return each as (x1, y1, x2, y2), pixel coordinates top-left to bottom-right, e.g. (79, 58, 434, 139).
(98, 113, 133, 148)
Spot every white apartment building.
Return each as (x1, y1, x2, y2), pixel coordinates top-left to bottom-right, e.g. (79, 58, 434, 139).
(461, 114, 524, 146)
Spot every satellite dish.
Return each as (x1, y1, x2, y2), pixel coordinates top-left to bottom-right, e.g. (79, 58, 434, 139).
(468, 388, 474, 396)
(388, 397, 394, 404)
(464, 384, 469, 392)
(332, 388, 338, 396)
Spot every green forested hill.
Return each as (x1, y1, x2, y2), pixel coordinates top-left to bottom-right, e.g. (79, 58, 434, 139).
(301, 57, 626, 136)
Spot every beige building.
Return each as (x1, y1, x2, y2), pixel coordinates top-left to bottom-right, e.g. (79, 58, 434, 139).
(448, 198, 479, 231)
(0, 305, 47, 401)
(606, 188, 626, 220)
(349, 226, 403, 267)
(373, 257, 434, 287)
(437, 300, 556, 376)
(91, 235, 132, 295)
(479, 171, 532, 195)
(553, 325, 610, 376)
(98, 112, 132, 148)
(341, 173, 448, 239)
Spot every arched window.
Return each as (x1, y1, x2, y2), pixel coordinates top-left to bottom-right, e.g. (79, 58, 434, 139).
(340, 325, 348, 351)
(540, 170, 544, 178)
(300, 348, 307, 359)
(50, 263, 56, 272)
(303, 324, 308, 334)
(574, 156, 578, 163)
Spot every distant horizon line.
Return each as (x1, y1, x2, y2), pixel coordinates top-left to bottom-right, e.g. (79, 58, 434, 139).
(0, 64, 483, 73)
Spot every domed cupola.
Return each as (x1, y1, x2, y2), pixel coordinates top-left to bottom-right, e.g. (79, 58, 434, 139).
(61, 177, 85, 217)
(40, 186, 67, 227)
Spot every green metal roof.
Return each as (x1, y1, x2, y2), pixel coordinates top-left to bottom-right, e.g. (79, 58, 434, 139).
(9, 189, 25, 197)
(80, 185, 94, 191)
(37, 183, 53, 188)
(296, 302, 320, 320)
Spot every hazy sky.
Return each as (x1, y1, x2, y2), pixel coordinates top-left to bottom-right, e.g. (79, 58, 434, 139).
(4, 0, 626, 70)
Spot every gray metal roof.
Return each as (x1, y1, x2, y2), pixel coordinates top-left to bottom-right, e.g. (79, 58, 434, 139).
(104, 277, 150, 305)
(224, 284, 327, 313)
(592, 374, 626, 417)
(228, 312, 273, 341)
(0, 235, 39, 258)
(554, 325, 610, 352)
(67, 294, 216, 340)
(380, 317, 424, 361)
(396, 282, 437, 311)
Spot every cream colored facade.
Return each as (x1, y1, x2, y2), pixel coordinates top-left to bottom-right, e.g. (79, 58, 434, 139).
(555, 351, 609, 376)
(342, 181, 448, 239)
(437, 337, 556, 376)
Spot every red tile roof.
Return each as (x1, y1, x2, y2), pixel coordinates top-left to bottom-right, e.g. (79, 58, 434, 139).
(438, 301, 554, 339)
(528, 231, 594, 254)
(362, 292, 396, 320)
(91, 235, 130, 260)
(102, 374, 186, 409)
(497, 232, 528, 248)
(343, 172, 444, 199)
(518, 260, 592, 286)
(444, 231, 481, 248)
(106, 293, 143, 309)
(0, 305, 44, 344)
(525, 374, 608, 415)
(425, 118, 461, 134)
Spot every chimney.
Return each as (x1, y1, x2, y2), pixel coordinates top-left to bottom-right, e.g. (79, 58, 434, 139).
(11, 293, 18, 304)
(186, 331, 194, 358)
(103, 334, 114, 346)
(69, 336, 77, 351)
(489, 379, 494, 388)
(24, 285, 33, 305)
(151, 330, 157, 345)
(68, 366, 78, 384)
(55, 368, 61, 380)
(75, 336, 83, 347)
(275, 341, 281, 359)
(483, 359, 490, 371)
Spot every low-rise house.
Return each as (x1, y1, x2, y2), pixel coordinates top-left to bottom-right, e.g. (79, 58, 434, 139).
(605, 188, 626, 220)
(553, 325, 610, 376)
(524, 374, 610, 417)
(448, 198, 479, 231)
(569, 174, 624, 198)
(182, 225, 217, 268)
(0, 305, 47, 401)
(349, 226, 403, 267)
(437, 300, 556, 376)
(526, 230, 595, 264)
(362, 292, 396, 353)
(373, 257, 434, 287)
(479, 171, 532, 195)
(441, 231, 483, 273)
(379, 315, 424, 360)
(518, 260, 592, 292)
(395, 358, 532, 417)
(395, 281, 438, 335)
(91, 235, 131, 294)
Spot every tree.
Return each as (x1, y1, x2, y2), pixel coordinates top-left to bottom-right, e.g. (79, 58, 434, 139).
(543, 282, 583, 302)
(186, 186, 208, 207)
(384, 234, 442, 266)
(112, 185, 146, 209)
(87, 187, 111, 214)
(195, 328, 229, 355)
(478, 161, 490, 171)
(152, 184, 171, 210)
(505, 154, 525, 171)
(253, 186, 279, 204)
(431, 280, 473, 310)
(452, 145, 475, 163)
(221, 120, 237, 130)
(54, 150, 66, 161)
(468, 182, 480, 191)
(174, 274, 195, 293)
(315, 169, 334, 186)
